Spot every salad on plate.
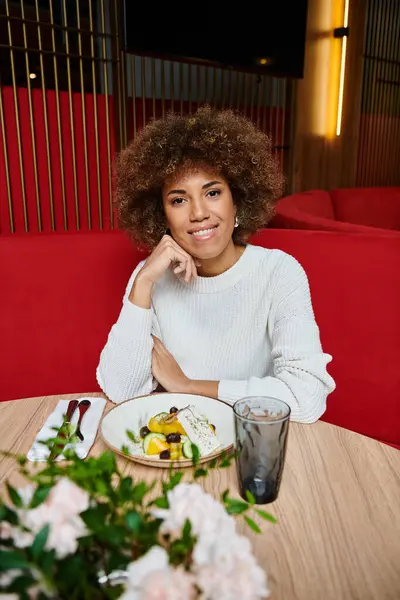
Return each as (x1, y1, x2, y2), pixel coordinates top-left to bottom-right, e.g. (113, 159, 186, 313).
(129, 404, 221, 460)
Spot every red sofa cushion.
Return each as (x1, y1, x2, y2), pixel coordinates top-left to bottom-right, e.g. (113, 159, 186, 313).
(331, 187, 400, 230)
(0, 231, 147, 402)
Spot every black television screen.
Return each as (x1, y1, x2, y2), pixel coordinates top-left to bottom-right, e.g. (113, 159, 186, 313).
(123, 2, 308, 79)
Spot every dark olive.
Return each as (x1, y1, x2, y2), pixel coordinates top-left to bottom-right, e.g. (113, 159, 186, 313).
(140, 426, 150, 439)
(169, 406, 178, 414)
(166, 433, 181, 443)
(210, 424, 216, 433)
(159, 449, 171, 460)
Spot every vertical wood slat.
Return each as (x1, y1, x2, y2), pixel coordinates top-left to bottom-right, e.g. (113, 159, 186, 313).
(369, 0, 391, 186)
(19, 0, 42, 231)
(76, 0, 91, 230)
(49, 0, 67, 230)
(391, 20, 400, 177)
(35, 0, 55, 231)
(131, 55, 137, 138)
(100, 0, 113, 228)
(5, 0, 28, 231)
(358, 0, 400, 186)
(88, 0, 103, 229)
(141, 56, 146, 126)
(0, 85, 14, 232)
(380, 0, 399, 183)
(62, 0, 80, 230)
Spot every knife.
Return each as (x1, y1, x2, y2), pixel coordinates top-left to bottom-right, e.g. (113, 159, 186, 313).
(49, 400, 80, 460)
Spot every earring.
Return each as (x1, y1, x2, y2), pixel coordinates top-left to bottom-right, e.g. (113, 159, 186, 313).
(234, 217, 239, 228)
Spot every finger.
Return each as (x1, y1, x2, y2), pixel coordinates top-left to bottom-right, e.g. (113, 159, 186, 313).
(191, 257, 198, 279)
(152, 336, 170, 356)
(184, 258, 192, 283)
(173, 264, 186, 274)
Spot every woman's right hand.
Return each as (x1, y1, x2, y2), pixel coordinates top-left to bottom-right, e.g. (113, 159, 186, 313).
(128, 235, 198, 308)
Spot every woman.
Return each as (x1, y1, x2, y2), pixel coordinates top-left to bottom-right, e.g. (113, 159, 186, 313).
(97, 107, 335, 422)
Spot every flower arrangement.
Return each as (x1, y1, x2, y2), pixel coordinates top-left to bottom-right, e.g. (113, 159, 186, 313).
(0, 427, 276, 600)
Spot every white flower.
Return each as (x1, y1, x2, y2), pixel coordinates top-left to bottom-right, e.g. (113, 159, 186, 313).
(196, 536, 269, 600)
(13, 478, 89, 559)
(119, 547, 195, 600)
(152, 483, 269, 600)
(153, 483, 236, 545)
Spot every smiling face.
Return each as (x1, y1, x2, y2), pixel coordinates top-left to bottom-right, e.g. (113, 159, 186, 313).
(162, 167, 237, 260)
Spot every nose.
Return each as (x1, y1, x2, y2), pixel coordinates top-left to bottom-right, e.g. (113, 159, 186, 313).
(189, 196, 210, 222)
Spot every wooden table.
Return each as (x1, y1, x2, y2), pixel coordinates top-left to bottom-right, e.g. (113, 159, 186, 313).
(0, 393, 399, 600)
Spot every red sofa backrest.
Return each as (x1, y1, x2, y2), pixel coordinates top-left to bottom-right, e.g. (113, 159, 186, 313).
(273, 188, 400, 236)
(330, 187, 400, 231)
(251, 229, 400, 446)
(1, 228, 399, 445)
(0, 231, 147, 401)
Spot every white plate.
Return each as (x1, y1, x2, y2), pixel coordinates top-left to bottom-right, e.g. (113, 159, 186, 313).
(100, 393, 235, 468)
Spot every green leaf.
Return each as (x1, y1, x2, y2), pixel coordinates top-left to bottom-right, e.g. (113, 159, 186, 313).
(6, 483, 23, 508)
(81, 505, 108, 533)
(119, 476, 133, 500)
(222, 489, 229, 503)
(244, 515, 261, 533)
(31, 525, 49, 560)
(225, 498, 249, 515)
(255, 509, 277, 524)
(17, 456, 28, 466)
(97, 451, 117, 474)
(127, 430, 140, 443)
(0, 550, 30, 571)
(194, 468, 208, 479)
(182, 519, 192, 541)
(106, 525, 126, 546)
(208, 458, 217, 469)
(245, 490, 256, 505)
(30, 486, 52, 509)
(191, 444, 200, 466)
(169, 472, 183, 488)
(132, 482, 147, 504)
(121, 445, 130, 455)
(38, 548, 55, 572)
(125, 510, 141, 533)
(152, 497, 169, 509)
(8, 575, 36, 593)
(0, 504, 19, 525)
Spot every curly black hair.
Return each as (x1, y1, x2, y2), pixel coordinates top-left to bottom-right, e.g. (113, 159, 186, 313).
(115, 106, 283, 249)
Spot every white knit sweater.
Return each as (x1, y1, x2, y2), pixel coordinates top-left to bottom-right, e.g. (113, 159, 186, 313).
(96, 244, 335, 422)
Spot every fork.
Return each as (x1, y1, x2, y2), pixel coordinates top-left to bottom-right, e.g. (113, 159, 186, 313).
(75, 400, 91, 442)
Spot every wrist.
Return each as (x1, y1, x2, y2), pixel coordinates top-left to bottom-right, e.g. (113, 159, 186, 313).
(175, 376, 193, 394)
(183, 379, 219, 399)
(128, 275, 154, 309)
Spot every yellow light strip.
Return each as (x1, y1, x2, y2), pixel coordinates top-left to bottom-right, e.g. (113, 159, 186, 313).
(336, 0, 350, 136)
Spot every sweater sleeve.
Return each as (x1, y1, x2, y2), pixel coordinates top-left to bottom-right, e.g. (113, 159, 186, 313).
(218, 253, 336, 423)
(96, 261, 160, 403)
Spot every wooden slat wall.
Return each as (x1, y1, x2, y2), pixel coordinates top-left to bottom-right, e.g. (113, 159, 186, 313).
(356, 0, 400, 186)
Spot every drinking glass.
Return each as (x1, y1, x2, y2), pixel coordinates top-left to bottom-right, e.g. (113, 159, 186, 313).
(233, 396, 290, 504)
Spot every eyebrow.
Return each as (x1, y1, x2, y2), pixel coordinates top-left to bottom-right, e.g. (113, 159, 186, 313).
(167, 180, 223, 196)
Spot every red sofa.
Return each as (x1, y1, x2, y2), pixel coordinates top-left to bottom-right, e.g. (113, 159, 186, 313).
(272, 187, 400, 235)
(1, 228, 399, 446)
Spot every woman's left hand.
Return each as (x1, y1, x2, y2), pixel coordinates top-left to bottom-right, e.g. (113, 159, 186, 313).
(151, 336, 191, 393)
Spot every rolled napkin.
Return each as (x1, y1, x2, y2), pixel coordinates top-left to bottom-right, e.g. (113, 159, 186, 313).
(27, 397, 107, 462)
